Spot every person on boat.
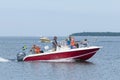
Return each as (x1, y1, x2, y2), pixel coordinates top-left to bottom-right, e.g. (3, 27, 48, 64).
(70, 36, 76, 49)
(80, 39, 88, 47)
(66, 36, 71, 46)
(66, 36, 76, 49)
(35, 46, 41, 54)
(52, 36, 61, 51)
(30, 45, 41, 54)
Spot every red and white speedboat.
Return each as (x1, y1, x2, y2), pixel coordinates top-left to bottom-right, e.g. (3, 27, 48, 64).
(17, 46, 101, 61)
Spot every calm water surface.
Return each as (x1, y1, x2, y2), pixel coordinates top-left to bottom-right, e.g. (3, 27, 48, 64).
(0, 36, 120, 80)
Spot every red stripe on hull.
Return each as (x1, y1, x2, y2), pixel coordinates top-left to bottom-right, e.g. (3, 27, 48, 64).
(74, 52, 96, 60)
(24, 48, 100, 61)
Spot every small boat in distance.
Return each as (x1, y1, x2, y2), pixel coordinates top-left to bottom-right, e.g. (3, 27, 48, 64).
(17, 46, 101, 62)
(40, 37, 51, 43)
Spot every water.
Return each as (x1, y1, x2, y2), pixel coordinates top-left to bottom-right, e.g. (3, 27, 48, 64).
(0, 36, 120, 80)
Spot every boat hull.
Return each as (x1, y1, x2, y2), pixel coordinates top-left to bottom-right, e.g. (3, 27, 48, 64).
(23, 46, 101, 61)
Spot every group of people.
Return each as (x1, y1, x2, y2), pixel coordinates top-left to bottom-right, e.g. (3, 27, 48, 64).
(22, 36, 88, 54)
(66, 36, 79, 49)
(52, 36, 88, 51)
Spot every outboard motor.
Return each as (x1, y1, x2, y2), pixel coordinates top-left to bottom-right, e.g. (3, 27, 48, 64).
(17, 52, 26, 61)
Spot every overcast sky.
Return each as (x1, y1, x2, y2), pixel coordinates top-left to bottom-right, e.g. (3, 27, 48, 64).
(0, 0, 120, 36)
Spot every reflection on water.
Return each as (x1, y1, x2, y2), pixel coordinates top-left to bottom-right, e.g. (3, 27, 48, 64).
(20, 60, 95, 80)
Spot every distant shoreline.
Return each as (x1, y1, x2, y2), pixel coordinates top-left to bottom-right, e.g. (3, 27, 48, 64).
(70, 32, 120, 36)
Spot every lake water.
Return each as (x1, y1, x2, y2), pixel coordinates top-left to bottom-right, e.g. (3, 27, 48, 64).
(0, 36, 120, 80)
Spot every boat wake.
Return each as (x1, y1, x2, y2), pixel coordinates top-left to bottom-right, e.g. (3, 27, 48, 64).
(0, 57, 10, 62)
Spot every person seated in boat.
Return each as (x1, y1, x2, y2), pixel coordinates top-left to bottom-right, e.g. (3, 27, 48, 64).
(70, 37, 76, 49)
(35, 46, 41, 54)
(52, 36, 61, 51)
(30, 45, 41, 54)
(80, 39, 88, 47)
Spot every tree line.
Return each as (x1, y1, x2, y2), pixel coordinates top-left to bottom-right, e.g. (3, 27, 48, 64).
(70, 32, 120, 36)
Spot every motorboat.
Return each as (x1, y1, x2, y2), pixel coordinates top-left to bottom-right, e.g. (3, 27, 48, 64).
(17, 46, 101, 62)
(40, 37, 51, 43)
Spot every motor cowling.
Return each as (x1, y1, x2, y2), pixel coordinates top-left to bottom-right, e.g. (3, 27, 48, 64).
(17, 52, 26, 61)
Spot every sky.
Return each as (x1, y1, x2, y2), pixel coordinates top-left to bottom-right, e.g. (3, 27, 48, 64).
(0, 0, 120, 36)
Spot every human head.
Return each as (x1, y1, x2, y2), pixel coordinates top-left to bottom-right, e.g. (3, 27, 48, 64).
(54, 36, 57, 40)
(33, 44, 36, 48)
(69, 36, 72, 40)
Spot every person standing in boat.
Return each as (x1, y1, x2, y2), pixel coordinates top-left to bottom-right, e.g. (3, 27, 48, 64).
(66, 36, 71, 46)
(52, 36, 60, 51)
(66, 36, 76, 49)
